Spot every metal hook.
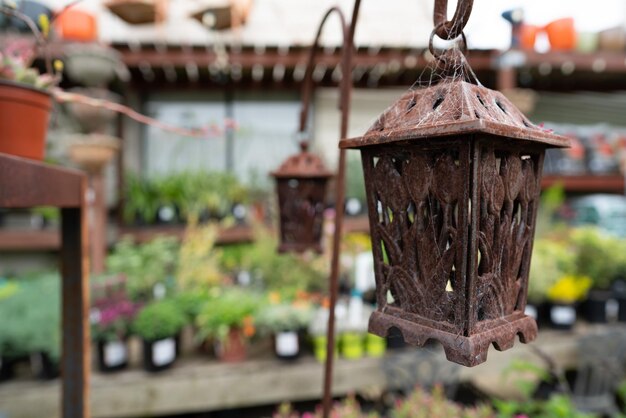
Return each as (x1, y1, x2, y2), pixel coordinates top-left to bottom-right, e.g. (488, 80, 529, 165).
(433, 0, 474, 40)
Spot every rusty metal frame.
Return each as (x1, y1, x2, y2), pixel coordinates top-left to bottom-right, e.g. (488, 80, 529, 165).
(0, 153, 90, 418)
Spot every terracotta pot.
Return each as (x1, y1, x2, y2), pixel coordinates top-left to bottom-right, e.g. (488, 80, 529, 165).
(519, 24, 538, 50)
(54, 9, 98, 42)
(0, 80, 52, 161)
(545, 18, 576, 51)
(215, 328, 247, 363)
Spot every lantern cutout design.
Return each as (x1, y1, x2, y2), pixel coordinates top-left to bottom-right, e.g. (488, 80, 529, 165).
(271, 142, 333, 253)
(340, 52, 570, 367)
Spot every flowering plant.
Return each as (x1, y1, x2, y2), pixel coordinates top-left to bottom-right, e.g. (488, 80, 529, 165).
(547, 275, 592, 304)
(91, 298, 140, 342)
(0, 7, 61, 90)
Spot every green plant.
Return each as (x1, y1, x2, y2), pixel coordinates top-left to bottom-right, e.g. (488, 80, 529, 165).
(195, 287, 261, 342)
(106, 237, 179, 301)
(569, 227, 626, 290)
(173, 288, 213, 323)
(176, 221, 224, 290)
(391, 385, 494, 418)
(235, 226, 328, 296)
(132, 299, 186, 342)
(123, 173, 160, 224)
(529, 238, 576, 304)
(345, 151, 366, 203)
(0, 273, 60, 361)
(255, 303, 313, 334)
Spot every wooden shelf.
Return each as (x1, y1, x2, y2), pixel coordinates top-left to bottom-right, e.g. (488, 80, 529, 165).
(118, 224, 255, 245)
(541, 174, 625, 193)
(0, 229, 60, 251)
(0, 326, 589, 418)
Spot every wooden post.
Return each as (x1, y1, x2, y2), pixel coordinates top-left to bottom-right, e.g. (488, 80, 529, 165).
(60, 186, 90, 418)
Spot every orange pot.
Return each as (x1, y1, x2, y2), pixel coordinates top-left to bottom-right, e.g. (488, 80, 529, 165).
(215, 328, 247, 363)
(545, 18, 576, 51)
(55, 9, 98, 42)
(0, 81, 52, 161)
(519, 24, 538, 50)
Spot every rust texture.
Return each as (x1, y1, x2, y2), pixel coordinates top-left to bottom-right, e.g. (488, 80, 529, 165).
(272, 142, 332, 253)
(341, 43, 570, 369)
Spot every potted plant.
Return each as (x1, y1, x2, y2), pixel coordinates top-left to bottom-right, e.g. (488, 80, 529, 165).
(546, 275, 592, 330)
(195, 288, 260, 363)
(0, 273, 61, 380)
(132, 299, 186, 372)
(123, 174, 160, 225)
(308, 302, 337, 363)
(528, 238, 576, 325)
(570, 227, 625, 323)
(106, 236, 179, 301)
(0, 8, 60, 160)
(255, 302, 313, 360)
(91, 297, 138, 373)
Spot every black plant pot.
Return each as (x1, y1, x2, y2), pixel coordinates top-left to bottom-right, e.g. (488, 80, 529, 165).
(0, 356, 15, 383)
(142, 336, 179, 373)
(273, 331, 301, 360)
(96, 338, 129, 373)
(582, 290, 616, 323)
(547, 302, 577, 330)
(618, 296, 626, 323)
(30, 352, 59, 380)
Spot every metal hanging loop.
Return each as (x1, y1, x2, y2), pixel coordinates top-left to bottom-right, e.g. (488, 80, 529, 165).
(433, 0, 474, 40)
(429, 22, 468, 58)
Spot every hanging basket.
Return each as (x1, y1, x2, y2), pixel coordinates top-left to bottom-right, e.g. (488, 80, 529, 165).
(0, 80, 52, 161)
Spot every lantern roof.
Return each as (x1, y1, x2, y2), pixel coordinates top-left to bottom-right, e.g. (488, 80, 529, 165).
(340, 77, 570, 149)
(271, 142, 333, 178)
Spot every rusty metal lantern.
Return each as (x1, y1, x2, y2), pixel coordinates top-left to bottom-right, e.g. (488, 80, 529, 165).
(339, 2, 569, 367)
(271, 141, 333, 253)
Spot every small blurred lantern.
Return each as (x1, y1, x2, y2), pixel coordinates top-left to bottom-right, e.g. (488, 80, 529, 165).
(271, 142, 333, 253)
(105, 0, 168, 25)
(340, 44, 569, 365)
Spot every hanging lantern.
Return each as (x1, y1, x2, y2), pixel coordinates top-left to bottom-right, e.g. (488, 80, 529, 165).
(339, 11, 569, 365)
(271, 142, 333, 253)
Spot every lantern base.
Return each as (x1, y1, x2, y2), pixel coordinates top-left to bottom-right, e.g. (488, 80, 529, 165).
(368, 310, 537, 367)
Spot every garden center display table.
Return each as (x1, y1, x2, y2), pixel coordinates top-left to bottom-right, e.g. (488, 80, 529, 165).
(0, 152, 90, 418)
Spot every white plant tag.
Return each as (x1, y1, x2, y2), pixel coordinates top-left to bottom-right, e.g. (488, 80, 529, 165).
(551, 305, 575, 325)
(606, 298, 619, 320)
(152, 338, 176, 366)
(276, 332, 299, 357)
(104, 341, 127, 367)
(524, 304, 538, 320)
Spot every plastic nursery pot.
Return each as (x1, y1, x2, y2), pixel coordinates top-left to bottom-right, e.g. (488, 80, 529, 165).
(365, 333, 386, 358)
(273, 331, 300, 360)
(519, 24, 538, 50)
(0, 356, 15, 382)
(619, 296, 626, 323)
(340, 332, 364, 360)
(142, 335, 178, 372)
(215, 328, 247, 363)
(582, 290, 618, 324)
(311, 335, 337, 363)
(96, 338, 129, 373)
(547, 302, 577, 330)
(0, 81, 52, 161)
(545, 18, 576, 51)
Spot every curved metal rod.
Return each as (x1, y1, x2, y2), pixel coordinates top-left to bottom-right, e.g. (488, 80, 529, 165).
(318, 1, 361, 418)
(298, 7, 349, 135)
